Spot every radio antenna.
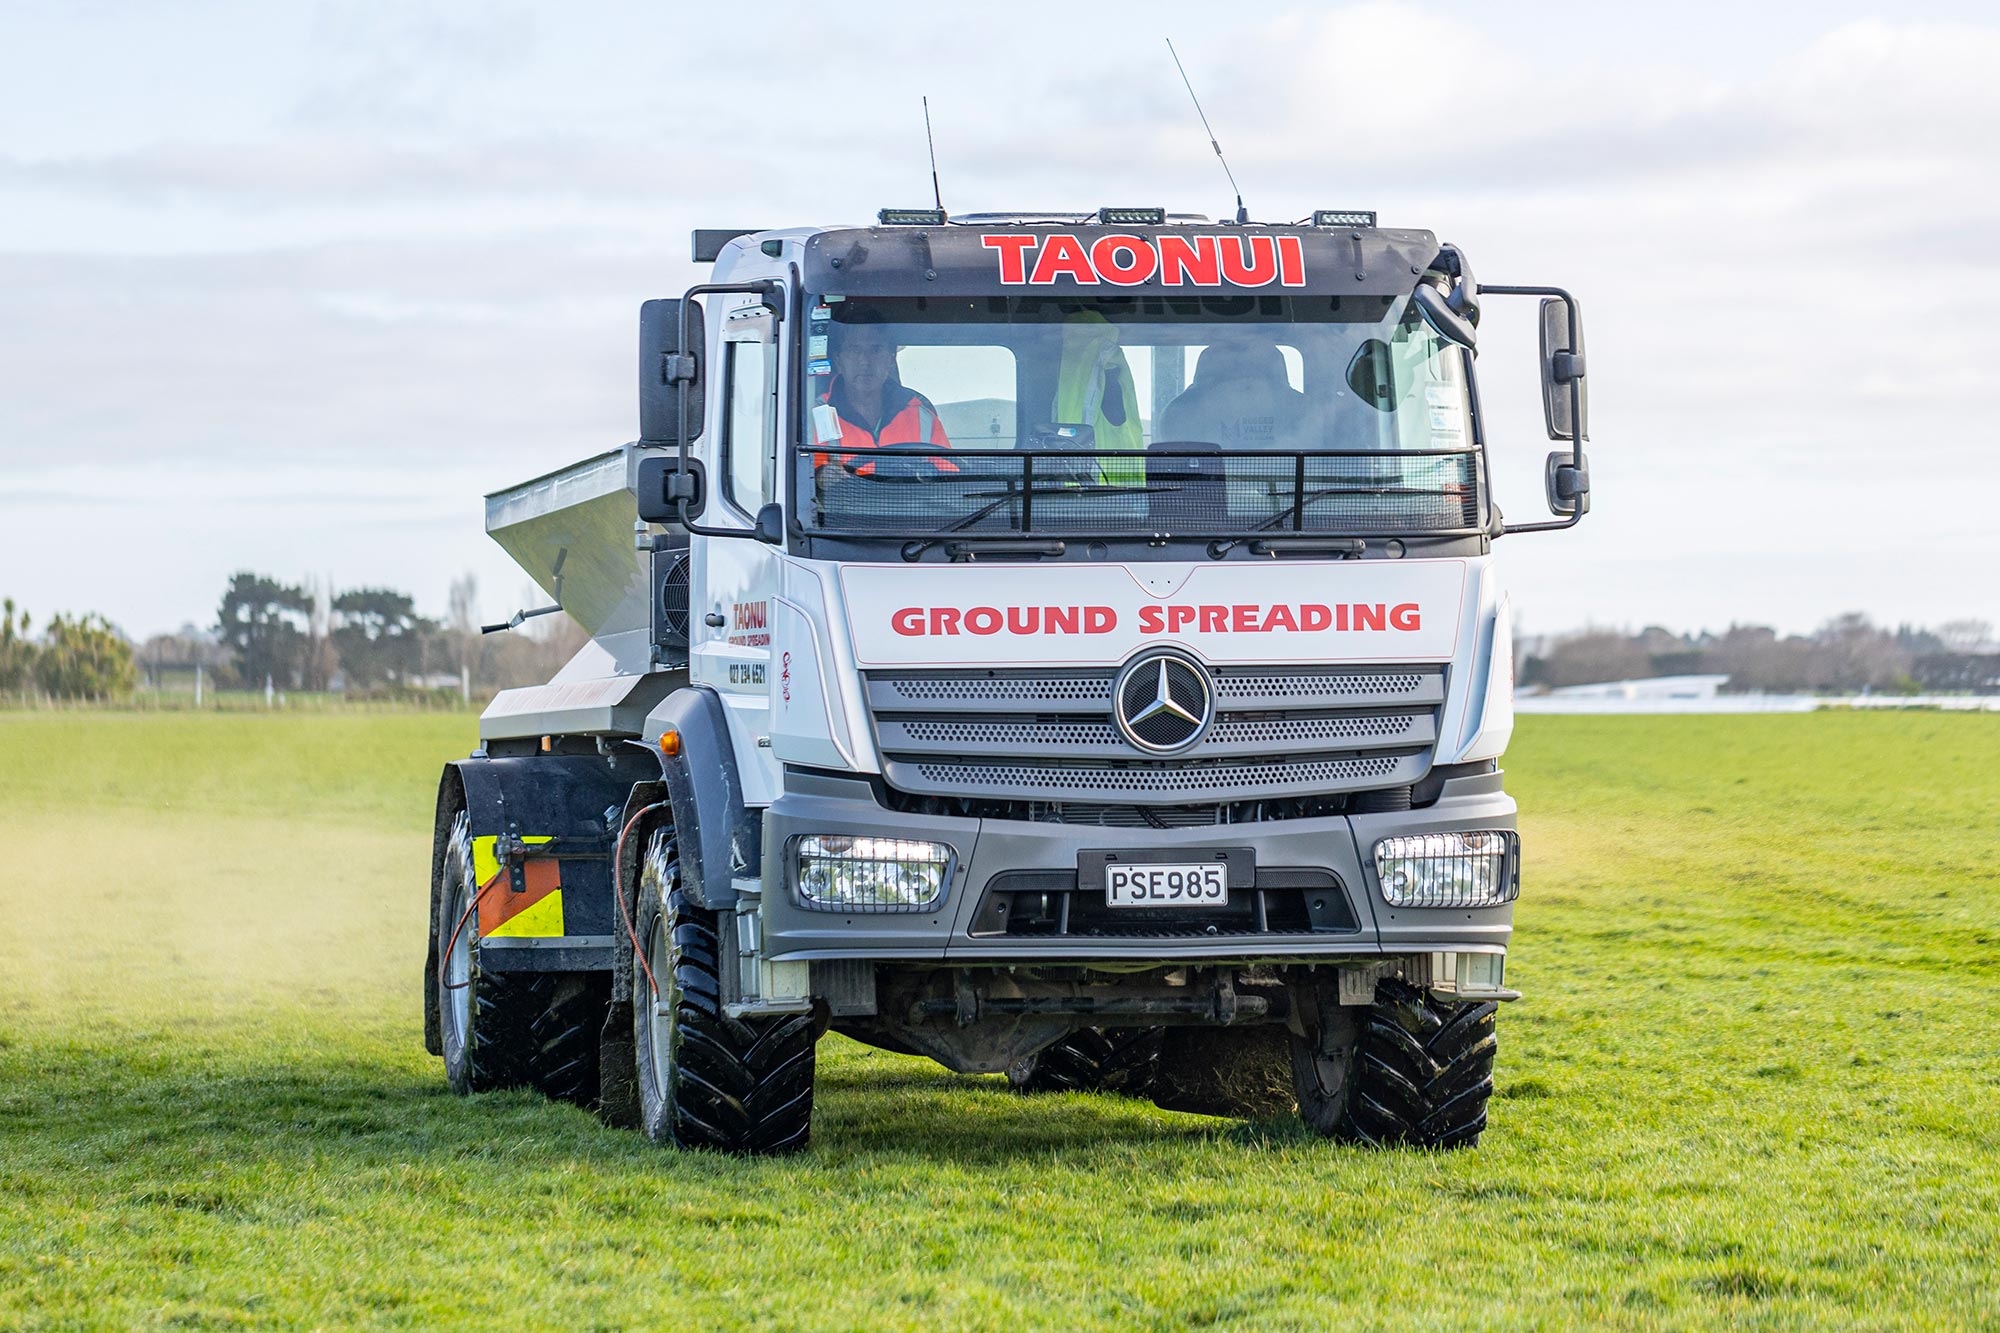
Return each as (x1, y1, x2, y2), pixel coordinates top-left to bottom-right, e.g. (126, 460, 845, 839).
(1166, 38, 1247, 224)
(922, 96, 945, 215)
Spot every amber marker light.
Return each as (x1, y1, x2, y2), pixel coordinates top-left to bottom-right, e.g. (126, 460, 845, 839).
(658, 730, 682, 757)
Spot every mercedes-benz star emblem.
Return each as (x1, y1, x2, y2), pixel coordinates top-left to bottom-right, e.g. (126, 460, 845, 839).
(1113, 650, 1215, 754)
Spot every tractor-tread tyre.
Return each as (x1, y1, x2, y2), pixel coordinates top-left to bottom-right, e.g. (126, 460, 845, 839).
(1008, 1027, 1164, 1097)
(436, 812, 536, 1095)
(463, 973, 536, 1091)
(633, 831, 816, 1154)
(1338, 978, 1497, 1149)
(528, 973, 609, 1109)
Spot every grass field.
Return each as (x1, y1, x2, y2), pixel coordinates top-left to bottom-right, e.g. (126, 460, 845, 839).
(1, 711, 1996, 1329)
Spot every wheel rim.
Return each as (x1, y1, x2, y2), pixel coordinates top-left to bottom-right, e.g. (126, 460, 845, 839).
(645, 913, 674, 1088)
(443, 838, 473, 1051)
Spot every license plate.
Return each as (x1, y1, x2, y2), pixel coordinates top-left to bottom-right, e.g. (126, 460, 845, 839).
(1104, 863, 1229, 908)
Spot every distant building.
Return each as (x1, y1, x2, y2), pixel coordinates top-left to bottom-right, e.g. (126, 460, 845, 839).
(1543, 674, 1729, 701)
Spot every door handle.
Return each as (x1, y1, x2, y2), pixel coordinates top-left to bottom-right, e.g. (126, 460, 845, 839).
(704, 612, 726, 628)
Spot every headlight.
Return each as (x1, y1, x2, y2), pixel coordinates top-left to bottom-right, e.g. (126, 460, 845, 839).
(794, 835, 951, 912)
(1374, 831, 1518, 908)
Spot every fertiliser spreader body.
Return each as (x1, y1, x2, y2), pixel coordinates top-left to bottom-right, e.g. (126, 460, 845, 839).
(424, 210, 1592, 1151)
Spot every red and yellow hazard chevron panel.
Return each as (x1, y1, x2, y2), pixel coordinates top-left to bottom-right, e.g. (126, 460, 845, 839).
(471, 834, 566, 938)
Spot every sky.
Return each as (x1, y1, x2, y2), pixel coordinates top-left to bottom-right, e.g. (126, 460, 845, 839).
(2, 0, 1997, 643)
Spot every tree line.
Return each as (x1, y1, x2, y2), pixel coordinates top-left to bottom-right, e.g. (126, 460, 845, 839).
(166, 571, 584, 696)
(1521, 614, 1999, 694)
(7, 572, 584, 703)
(9, 581, 1996, 704)
(0, 599, 137, 700)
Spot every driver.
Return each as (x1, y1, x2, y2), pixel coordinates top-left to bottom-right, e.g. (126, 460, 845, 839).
(814, 317, 957, 475)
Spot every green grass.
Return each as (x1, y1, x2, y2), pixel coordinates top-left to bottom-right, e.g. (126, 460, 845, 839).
(1, 711, 1996, 1329)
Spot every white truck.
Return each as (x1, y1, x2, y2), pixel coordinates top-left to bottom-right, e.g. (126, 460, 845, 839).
(423, 208, 1591, 1153)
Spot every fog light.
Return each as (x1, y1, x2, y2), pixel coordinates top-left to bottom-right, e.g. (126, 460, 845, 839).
(1374, 831, 1518, 908)
(795, 835, 951, 912)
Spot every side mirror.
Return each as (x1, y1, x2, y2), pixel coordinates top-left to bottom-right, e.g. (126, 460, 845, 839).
(753, 502, 784, 546)
(635, 456, 706, 525)
(1539, 297, 1588, 441)
(639, 298, 706, 445)
(1412, 283, 1477, 349)
(1544, 450, 1590, 517)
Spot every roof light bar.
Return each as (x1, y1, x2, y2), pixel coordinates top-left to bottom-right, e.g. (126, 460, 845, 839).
(1314, 209, 1378, 229)
(878, 208, 947, 226)
(1097, 207, 1167, 226)
(691, 229, 758, 262)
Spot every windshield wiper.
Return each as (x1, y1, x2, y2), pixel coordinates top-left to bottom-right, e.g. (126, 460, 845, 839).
(1206, 489, 1370, 559)
(898, 482, 1177, 560)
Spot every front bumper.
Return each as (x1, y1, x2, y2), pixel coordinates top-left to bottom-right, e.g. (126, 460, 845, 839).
(759, 766, 1517, 965)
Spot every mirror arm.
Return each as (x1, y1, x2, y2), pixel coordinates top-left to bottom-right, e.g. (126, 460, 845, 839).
(1480, 282, 1588, 535)
(670, 280, 784, 540)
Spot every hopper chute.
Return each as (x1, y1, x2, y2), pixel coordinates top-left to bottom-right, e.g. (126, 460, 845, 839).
(484, 445, 654, 639)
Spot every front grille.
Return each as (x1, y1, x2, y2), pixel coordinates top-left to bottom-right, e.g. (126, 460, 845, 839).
(867, 663, 1443, 805)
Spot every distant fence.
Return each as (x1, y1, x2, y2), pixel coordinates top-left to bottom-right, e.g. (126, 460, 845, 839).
(1516, 693, 2000, 715)
(0, 689, 484, 714)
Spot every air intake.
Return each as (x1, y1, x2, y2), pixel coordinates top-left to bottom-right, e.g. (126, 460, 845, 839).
(653, 547, 692, 652)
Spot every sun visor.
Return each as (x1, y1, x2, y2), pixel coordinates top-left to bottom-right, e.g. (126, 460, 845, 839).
(802, 226, 1440, 300)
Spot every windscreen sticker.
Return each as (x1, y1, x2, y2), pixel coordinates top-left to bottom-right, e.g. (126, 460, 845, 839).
(808, 334, 828, 357)
(981, 233, 1306, 288)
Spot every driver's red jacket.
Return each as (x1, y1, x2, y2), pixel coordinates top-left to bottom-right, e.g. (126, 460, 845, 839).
(814, 376, 958, 474)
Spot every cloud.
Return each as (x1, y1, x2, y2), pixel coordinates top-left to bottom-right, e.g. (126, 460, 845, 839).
(291, 0, 540, 129)
(0, 238, 667, 467)
(2, 2, 1997, 639)
(0, 137, 751, 207)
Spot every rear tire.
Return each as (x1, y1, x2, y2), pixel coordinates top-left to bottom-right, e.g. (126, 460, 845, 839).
(528, 973, 609, 1108)
(631, 829, 816, 1154)
(1007, 1026, 1164, 1097)
(1327, 978, 1497, 1149)
(435, 812, 535, 1094)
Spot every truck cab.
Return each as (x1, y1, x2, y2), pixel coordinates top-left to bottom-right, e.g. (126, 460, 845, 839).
(425, 209, 1591, 1153)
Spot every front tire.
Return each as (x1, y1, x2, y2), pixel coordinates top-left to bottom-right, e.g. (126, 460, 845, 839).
(631, 829, 816, 1154)
(1329, 978, 1497, 1149)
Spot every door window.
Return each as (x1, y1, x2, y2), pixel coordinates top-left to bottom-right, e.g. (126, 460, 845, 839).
(724, 338, 774, 511)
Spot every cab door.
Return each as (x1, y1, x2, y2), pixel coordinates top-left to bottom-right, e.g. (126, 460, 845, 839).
(689, 297, 784, 805)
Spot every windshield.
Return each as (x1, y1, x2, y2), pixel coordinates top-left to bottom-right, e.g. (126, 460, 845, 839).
(798, 290, 1482, 540)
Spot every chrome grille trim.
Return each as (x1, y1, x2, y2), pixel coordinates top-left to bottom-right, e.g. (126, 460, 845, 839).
(876, 710, 1435, 761)
(891, 752, 1429, 804)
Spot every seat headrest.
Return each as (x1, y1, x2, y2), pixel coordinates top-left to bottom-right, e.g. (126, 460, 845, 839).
(1191, 341, 1289, 387)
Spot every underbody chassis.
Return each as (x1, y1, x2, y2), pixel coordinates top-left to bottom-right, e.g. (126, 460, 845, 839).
(424, 719, 1520, 1153)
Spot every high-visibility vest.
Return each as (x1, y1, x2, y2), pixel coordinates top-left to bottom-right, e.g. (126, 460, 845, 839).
(814, 378, 958, 473)
(1052, 314, 1145, 486)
